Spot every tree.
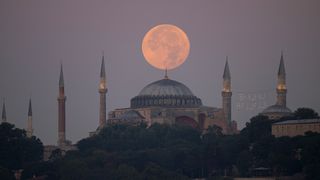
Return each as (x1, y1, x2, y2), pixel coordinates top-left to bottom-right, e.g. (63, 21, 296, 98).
(0, 122, 43, 170)
(294, 108, 319, 119)
(236, 150, 252, 176)
(0, 166, 15, 180)
(240, 115, 272, 143)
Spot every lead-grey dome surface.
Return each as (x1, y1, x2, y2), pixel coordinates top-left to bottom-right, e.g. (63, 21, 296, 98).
(131, 78, 202, 108)
(138, 79, 194, 96)
(118, 110, 145, 121)
(262, 104, 292, 113)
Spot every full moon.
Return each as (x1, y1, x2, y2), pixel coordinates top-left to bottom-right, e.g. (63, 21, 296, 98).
(142, 24, 190, 70)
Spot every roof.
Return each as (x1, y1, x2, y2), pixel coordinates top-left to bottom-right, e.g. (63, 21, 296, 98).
(100, 55, 106, 78)
(278, 53, 286, 76)
(118, 110, 145, 121)
(138, 78, 194, 96)
(223, 58, 231, 79)
(262, 104, 292, 114)
(59, 64, 64, 87)
(28, 99, 32, 116)
(273, 119, 320, 125)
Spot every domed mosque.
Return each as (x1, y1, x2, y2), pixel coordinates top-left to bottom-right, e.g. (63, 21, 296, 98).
(107, 61, 238, 134)
(260, 53, 293, 119)
(97, 24, 237, 134)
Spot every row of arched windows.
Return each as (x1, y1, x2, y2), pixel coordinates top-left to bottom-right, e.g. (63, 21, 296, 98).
(131, 95, 202, 108)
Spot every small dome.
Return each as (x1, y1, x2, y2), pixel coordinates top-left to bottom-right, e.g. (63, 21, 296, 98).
(138, 79, 194, 96)
(262, 104, 292, 113)
(118, 110, 144, 121)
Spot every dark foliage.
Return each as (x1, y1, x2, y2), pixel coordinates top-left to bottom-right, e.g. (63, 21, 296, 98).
(294, 108, 319, 119)
(0, 123, 43, 170)
(17, 108, 320, 179)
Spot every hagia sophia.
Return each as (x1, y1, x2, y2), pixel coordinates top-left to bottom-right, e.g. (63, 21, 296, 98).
(2, 24, 309, 150)
(3, 47, 309, 151)
(106, 57, 237, 135)
(1, 52, 294, 148)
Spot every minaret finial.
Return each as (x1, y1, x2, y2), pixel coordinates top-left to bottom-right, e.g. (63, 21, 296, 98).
(164, 68, 168, 79)
(59, 63, 64, 87)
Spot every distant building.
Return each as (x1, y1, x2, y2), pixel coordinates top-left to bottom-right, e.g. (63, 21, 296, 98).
(261, 53, 293, 119)
(272, 119, 320, 137)
(106, 57, 238, 134)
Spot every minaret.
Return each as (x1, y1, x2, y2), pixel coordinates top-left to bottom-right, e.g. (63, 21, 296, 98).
(27, 98, 33, 137)
(57, 64, 66, 146)
(222, 57, 232, 123)
(2, 99, 6, 123)
(276, 52, 287, 106)
(99, 54, 107, 128)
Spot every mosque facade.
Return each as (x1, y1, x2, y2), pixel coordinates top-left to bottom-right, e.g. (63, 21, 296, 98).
(104, 59, 238, 134)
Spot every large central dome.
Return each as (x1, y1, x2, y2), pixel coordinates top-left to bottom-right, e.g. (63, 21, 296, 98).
(139, 79, 194, 96)
(131, 78, 202, 108)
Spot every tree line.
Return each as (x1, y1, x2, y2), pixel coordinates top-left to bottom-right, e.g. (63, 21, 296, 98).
(0, 107, 319, 180)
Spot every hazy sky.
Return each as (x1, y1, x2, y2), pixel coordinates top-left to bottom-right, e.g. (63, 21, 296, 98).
(1, 0, 319, 145)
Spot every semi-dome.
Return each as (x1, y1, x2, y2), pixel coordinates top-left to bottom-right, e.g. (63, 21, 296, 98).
(118, 110, 145, 121)
(131, 78, 202, 108)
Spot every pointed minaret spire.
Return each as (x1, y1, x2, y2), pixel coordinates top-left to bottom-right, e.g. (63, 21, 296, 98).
(223, 57, 231, 92)
(2, 99, 7, 123)
(27, 98, 33, 137)
(276, 52, 287, 106)
(100, 53, 106, 79)
(278, 51, 286, 77)
(99, 53, 108, 129)
(28, 98, 32, 116)
(223, 56, 231, 80)
(222, 57, 232, 125)
(59, 63, 64, 87)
